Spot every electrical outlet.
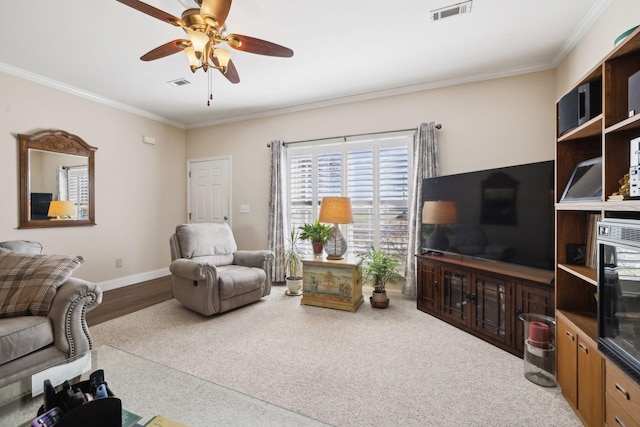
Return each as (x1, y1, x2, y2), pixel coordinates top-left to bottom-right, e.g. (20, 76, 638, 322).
(115, 258, 123, 268)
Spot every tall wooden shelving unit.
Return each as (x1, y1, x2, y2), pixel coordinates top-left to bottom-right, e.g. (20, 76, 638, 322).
(555, 27, 640, 427)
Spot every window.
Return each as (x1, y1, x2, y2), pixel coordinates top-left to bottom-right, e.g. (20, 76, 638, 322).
(287, 133, 413, 260)
(58, 165, 89, 219)
(67, 166, 89, 219)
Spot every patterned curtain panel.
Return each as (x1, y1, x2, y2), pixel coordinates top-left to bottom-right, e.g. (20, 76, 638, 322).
(402, 122, 439, 296)
(268, 140, 286, 283)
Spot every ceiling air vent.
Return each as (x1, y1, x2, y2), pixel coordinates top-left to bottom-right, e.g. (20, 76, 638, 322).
(167, 78, 191, 87)
(430, 1, 472, 22)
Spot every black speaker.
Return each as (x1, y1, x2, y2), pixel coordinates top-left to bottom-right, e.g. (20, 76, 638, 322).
(578, 78, 602, 125)
(629, 69, 640, 118)
(558, 88, 579, 137)
(566, 243, 586, 265)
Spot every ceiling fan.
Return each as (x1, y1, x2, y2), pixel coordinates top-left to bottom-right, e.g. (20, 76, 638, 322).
(116, 0, 294, 103)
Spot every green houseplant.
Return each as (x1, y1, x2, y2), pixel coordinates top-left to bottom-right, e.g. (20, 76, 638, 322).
(299, 220, 333, 255)
(282, 229, 305, 295)
(361, 246, 403, 308)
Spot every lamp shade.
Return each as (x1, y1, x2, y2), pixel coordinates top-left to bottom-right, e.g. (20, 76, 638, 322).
(48, 200, 76, 218)
(319, 197, 353, 260)
(184, 47, 200, 69)
(422, 201, 458, 225)
(186, 29, 210, 59)
(318, 197, 354, 224)
(213, 48, 232, 68)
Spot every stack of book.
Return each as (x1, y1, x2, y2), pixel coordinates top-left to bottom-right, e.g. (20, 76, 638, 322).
(584, 213, 601, 269)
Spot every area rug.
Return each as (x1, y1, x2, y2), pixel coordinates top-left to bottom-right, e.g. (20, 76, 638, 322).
(89, 287, 581, 426)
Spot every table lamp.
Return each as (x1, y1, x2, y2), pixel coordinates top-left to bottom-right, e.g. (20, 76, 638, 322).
(422, 200, 458, 251)
(48, 200, 76, 220)
(318, 197, 354, 260)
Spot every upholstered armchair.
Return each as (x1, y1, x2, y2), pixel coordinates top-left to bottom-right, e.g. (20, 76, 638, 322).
(169, 223, 274, 316)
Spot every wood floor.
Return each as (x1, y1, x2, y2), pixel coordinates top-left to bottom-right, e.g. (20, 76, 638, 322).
(85, 275, 399, 326)
(86, 275, 173, 326)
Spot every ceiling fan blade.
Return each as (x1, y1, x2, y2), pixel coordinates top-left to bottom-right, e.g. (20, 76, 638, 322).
(222, 59, 240, 83)
(225, 34, 294, 57)
(199, 0, 232, 29)
(116, 0, 185, 27)
(140, 39, 191, 61)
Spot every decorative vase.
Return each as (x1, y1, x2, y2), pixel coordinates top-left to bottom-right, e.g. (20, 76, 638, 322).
(370, 290, 389, 308)
(286, 278, 303, 296)
(312, 242, 324, 255)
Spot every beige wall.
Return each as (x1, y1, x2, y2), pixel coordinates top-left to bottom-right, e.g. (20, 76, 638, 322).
(187, 70, 557, 250)
(0, 72, 187, 286)
(555, 0, 640, 97)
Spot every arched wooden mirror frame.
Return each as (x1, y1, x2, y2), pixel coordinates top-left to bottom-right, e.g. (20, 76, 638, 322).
(19, 129, 97, 228)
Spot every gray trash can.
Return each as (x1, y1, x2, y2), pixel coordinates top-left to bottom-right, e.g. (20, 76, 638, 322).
(519, 313, 556, 387)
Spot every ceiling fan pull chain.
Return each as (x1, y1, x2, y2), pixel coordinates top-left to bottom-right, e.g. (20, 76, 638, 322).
(207, 69, 213, 106)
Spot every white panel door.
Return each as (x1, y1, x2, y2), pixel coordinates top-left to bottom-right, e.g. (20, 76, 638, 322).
(188, 157, 230, 224)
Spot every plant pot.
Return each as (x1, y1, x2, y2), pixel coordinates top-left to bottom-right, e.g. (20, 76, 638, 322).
(286, 278, 303, 296)
(311, 242, 324, 255)
(370, 290, 389, 308)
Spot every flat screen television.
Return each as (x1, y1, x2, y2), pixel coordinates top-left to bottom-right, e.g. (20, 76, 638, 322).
(422, 160, 555, 271)
(31, 192, 52, 220)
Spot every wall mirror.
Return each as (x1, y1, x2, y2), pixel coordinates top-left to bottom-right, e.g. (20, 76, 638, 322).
(19, 129, 97, 228)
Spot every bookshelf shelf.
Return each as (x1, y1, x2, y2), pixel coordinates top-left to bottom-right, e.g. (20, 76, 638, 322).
(555, 26, 640, 426)
(557, 264, 597, 286)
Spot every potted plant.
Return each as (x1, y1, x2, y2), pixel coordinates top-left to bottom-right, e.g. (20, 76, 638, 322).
(299, 220, 333, 255)
(361, 246, 403, 308)
(283, 229, 305, 295)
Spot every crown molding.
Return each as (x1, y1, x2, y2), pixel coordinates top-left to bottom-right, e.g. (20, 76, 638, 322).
(187, 62, 554, 129)
(0, 62, 186, 129)
(551, 0, 611, 66)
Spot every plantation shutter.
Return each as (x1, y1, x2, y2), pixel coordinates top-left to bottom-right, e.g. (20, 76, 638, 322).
(287, 135, 411, 259)
(67, 165, 89, 219)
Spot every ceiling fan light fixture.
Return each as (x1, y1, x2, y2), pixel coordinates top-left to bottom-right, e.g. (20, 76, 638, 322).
(183, 47, 199, 72)
(186, 29, 210, 59)
(117, 0, 293, 106)
(214, 48, 231, 68)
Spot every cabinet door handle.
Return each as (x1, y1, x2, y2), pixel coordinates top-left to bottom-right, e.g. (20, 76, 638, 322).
(433, 281, 438, 291)
(614, 416, 627, 427)
(615, 383, 631, 400)
(578, 343, 588, 354)
(565, 331, 575, 341)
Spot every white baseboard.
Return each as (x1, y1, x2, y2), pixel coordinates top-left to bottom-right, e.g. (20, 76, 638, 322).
(97, 268, 170, 292)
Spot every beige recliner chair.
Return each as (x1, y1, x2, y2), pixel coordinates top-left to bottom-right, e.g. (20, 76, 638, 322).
(169, 223, 274, 316)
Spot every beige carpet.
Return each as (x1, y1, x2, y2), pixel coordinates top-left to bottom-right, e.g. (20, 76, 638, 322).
(89, 286, 581, 427)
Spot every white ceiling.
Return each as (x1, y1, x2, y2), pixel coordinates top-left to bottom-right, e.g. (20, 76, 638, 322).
(0, 0, 608, 129)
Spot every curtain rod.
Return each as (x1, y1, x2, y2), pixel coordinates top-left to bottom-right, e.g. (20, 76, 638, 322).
(266, 124, 442, 147)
